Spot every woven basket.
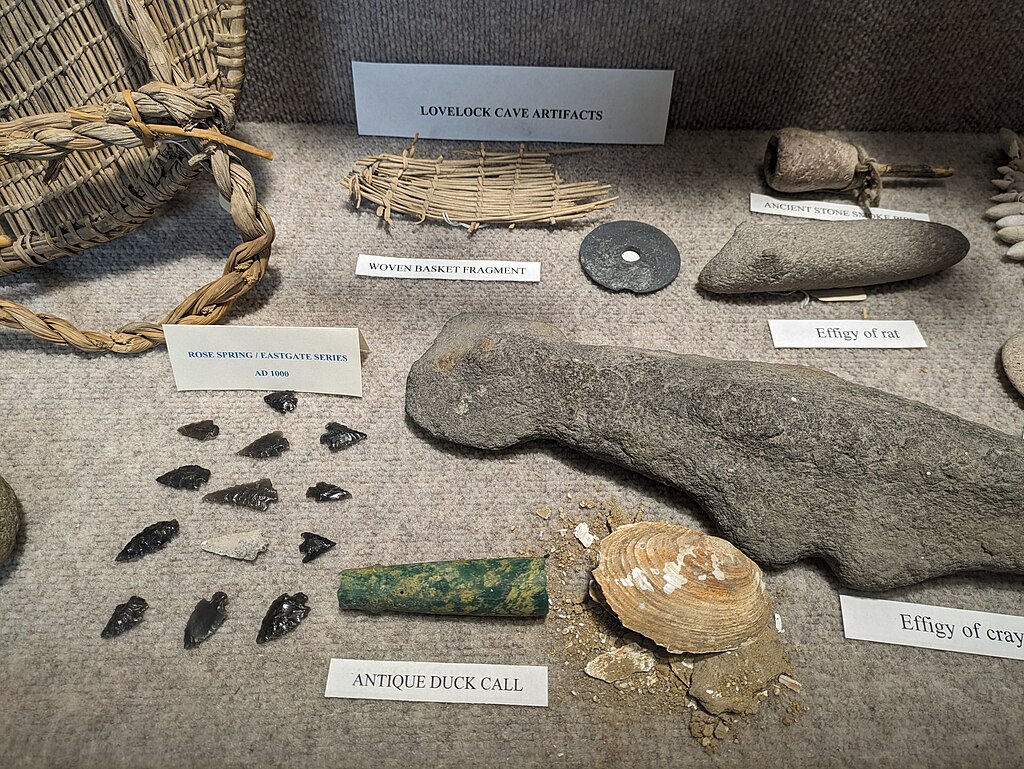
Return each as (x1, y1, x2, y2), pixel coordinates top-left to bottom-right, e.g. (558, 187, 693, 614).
(0, 0, 273, 353)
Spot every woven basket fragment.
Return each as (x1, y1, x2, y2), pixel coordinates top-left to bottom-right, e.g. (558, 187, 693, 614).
(343, 139, 616, 232)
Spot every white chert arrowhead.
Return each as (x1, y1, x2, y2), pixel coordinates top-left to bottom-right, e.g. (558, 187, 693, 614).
(201, 529, 269, 561)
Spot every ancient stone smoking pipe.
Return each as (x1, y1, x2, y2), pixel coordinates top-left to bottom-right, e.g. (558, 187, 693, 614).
(764, 127, 954, 207)
(406, 314, 1024, 591)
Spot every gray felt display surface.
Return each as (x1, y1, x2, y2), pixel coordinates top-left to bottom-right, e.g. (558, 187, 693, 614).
(239, 1, 1024, 132)
(0, 127, 1022, 768)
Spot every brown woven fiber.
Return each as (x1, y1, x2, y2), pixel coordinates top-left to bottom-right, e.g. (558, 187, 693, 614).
(0, 0, 273, 353)
(343, 139, 617, 233)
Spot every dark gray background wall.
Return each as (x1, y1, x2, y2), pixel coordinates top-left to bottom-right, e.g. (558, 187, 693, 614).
(239, 0, 1022, 131)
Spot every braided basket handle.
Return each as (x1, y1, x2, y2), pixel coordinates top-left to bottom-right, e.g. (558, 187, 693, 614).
(0, 140, 273, 354)
(0, 0, 273, 354)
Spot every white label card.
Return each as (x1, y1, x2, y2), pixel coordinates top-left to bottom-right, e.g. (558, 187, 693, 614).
(356, 254, 540, 283)
(324, 659, 548, 707)
(750, 193, 930, 222)
(163, 325, 366, 396)
(840, 595, 1024, 660)
(768, 320, 926, 349)
(352, 62, 673, 144)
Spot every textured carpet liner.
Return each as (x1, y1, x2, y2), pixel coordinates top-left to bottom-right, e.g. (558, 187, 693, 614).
(0, 128, 1021, 768)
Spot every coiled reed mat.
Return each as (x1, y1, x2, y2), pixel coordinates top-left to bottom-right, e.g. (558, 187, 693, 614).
(343, 139, 617, 232)
(0, 0, 273, 353)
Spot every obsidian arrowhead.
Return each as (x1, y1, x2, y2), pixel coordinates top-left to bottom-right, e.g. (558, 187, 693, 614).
(238, 431, 290, 459)
(203, 479, 278, 512)
(184, 591, 229, 649)
(257, 592, 310, 644)
(320, 423, 367, 452)
(101, 596, 149, 638)
(305, 482, 351, 502)
(299, 532, 337, 563)
(115, 520, 179, 562)
(156, 465, 211, 490)
(264, 391, 298, 414)
(178, 420, 219, 441)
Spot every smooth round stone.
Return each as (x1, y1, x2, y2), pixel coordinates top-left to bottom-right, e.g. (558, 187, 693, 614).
(1002, 332, 1024, 397)
(579, 221, 680, 294)
(0, 473, 20, 565)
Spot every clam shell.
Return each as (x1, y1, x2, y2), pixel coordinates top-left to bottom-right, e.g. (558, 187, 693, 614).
(592, 521, 772, 654)
(987, 202, 1024, 220)
(995, 215, 1024, 228)
(584, 642, 655, 683)
(1007, 241, 1024, 259)
(998, 226, 1024, 244)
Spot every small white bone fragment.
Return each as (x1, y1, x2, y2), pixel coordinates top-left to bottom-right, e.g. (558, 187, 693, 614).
(778, 674, 803, 692)
(574, 522, 596, 548)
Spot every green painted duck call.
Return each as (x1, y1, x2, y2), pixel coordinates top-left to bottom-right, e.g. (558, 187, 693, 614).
(337, 557, 549, 617)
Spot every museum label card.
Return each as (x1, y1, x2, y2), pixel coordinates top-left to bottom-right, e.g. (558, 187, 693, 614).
(324, 659, 548, 707)
(352, 62, 673, 144)
(840, 595, 1024, 660)
(163, 325, 366, 396)
(768, 320, 926, 349)
(356, 254, 540, 282)
(750, 193, 930, 222)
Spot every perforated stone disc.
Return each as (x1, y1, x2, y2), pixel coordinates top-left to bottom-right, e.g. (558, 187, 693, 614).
(579, 221, 680, 293)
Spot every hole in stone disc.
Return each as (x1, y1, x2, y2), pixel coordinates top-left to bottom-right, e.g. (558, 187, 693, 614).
(621, 250, 641, 262)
